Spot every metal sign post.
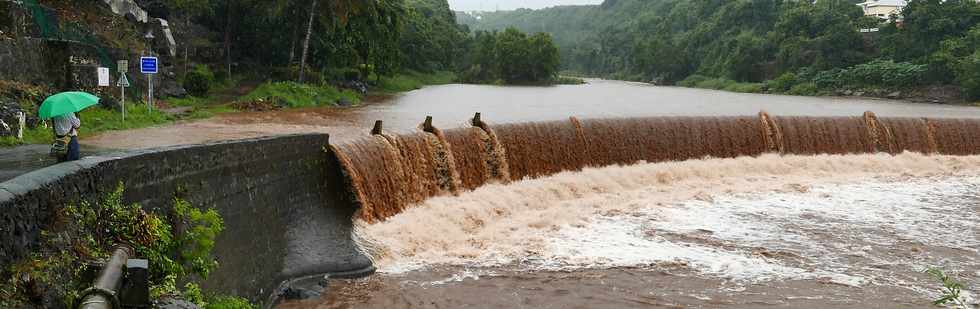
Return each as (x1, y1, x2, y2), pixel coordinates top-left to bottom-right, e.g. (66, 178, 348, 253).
(140, 56, 158, 112)
(117, 74, 131, 120)
(117, 60, 129, 120)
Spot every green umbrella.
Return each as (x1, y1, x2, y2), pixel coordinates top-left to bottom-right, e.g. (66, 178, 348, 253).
(38, 91, 100, 120)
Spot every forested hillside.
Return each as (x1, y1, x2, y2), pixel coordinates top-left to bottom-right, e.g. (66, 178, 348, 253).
(460, 0, 980, 101)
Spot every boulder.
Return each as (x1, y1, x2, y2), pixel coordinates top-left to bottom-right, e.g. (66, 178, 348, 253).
(159, 78, 187, 98)
(154, 297, 200, 309)
(101, 0, 149, 23)
(0, 102, 24, 137)
(887, 91, 901, 99)
(152, 18, 177, 58)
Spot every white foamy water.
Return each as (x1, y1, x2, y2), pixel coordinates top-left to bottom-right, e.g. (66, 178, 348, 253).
(355, 153, 980, 302)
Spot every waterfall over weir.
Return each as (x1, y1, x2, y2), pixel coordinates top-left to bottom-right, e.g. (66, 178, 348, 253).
(331, 112, 980, 222)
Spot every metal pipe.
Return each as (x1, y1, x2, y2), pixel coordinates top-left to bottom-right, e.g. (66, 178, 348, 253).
(77, 245, 132, 309)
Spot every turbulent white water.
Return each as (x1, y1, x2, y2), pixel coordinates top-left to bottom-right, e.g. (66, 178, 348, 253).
(355, 153, 980, 302)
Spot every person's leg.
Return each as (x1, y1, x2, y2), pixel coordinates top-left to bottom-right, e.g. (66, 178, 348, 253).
(67, 136, 80, 161)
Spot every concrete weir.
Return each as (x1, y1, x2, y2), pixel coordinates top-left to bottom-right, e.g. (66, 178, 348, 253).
(5, 112, 980, 305)
(0, 134, 373, 304)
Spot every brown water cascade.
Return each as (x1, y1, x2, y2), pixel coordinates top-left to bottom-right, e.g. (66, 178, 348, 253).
(877, 117, 934, 154)
(926, 118, 980, 155)
(441, 127, 493, 190)
(330, 136, 408, 222)
(331, 112, 980, 222)
(577, 116, 768, 167)
(492, 120, 592, 181)
(771, 116, 875, 155)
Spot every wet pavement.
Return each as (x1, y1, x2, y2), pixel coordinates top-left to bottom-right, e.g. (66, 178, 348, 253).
(0, 144, 116, 182)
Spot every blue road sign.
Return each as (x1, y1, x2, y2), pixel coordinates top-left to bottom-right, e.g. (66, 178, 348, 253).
(140, 57, 158, 74)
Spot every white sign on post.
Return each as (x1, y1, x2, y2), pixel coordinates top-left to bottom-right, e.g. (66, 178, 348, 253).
(98, 67, 110, 87)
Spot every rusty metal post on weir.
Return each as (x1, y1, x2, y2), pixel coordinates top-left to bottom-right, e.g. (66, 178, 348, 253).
(371, 120, 384, 135)
(422, 116, 435, 133)
(77, 245, 132, 309)
(471, 112, 484, 127)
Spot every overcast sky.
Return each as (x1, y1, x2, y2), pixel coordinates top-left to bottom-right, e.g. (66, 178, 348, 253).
(448, 0, 604, 12)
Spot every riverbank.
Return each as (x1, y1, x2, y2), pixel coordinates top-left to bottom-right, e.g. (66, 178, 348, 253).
(0, 70, 457, 147)
(675, 74, 975, 105)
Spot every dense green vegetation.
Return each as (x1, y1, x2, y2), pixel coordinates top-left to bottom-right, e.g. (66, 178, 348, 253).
(460, 28, 561, 84)
(460, 0, 980, 101)
(161, 0, 467, 81)
(0, 185, 251, 308)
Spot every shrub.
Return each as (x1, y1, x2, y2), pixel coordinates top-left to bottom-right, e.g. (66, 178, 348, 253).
(842, 59, 927, 88)
(0, 184, 232, 308)
(787, 82, 820, 96)
(810, 68, 845, 89)
(343, 69, 361, 81)
(697, 77, 736, 90)
(954, 52, 980, 101)
(239, 82, 359, 108)
(184, 65, 215, 97)
(723, 82, 764, 93)
(766, 72, 798, 93)
(677, 74, 710, 87)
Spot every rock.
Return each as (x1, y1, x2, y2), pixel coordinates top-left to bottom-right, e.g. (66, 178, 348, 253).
(99, 97, 123, 111)
(154, 297, 200, 309)
(854, 91, 865, 97)
(101, 0, 149, 23)
(275, 274, 329, 302)
(887, 91, 901, 99)
(0, 102, 24, 137)
(340, 80, 368, 94)
(152, 18, 178, 58)
(843, 90, 853, 96)
(337, 97, 354, 107)
(159, 79, 187, 98)
(136, 0, 170, 18)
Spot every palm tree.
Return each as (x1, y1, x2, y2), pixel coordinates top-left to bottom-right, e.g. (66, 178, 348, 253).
(297, 0, 369, 83)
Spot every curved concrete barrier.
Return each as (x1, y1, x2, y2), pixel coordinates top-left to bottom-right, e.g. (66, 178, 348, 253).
(0, 134, 373, 304)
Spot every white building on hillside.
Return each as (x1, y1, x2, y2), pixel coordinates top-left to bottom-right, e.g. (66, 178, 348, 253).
(858, 0, 907, 20)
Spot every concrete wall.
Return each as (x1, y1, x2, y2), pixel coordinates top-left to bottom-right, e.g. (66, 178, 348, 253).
(0, 134, 373, 303)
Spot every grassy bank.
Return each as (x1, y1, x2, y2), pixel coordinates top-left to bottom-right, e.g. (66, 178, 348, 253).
(1, 70, 457, 147)
(238, 82, 362, 107)
(677, 75, 765, 94)
(373, 70, 457, 94)
(0, 104, 174, 146)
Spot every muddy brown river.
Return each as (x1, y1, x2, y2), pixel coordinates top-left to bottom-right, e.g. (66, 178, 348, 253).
(4, 80, 980, 307)
(85, 79, 980, 149)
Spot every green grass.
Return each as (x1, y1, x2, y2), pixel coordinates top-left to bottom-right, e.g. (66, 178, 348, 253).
(1, 70, 455, 147)
(1, 103, 173, 146)
(374, 70, 457, 94)
(239, 82, 360, 108)
(678, 75, 763, 93)
(555, 76, 586, 85)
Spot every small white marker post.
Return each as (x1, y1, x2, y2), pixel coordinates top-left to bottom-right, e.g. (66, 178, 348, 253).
(117, 60, 129, 120)
(16, 112, 24, 140)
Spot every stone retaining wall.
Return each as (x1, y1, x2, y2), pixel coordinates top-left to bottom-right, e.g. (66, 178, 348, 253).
(0, 134, 374, 303)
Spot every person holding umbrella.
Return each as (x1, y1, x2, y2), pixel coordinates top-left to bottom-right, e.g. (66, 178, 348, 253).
(38, 92, 100, 162)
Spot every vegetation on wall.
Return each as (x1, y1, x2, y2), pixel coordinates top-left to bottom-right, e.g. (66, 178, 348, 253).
(0, 185, 250, 308)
